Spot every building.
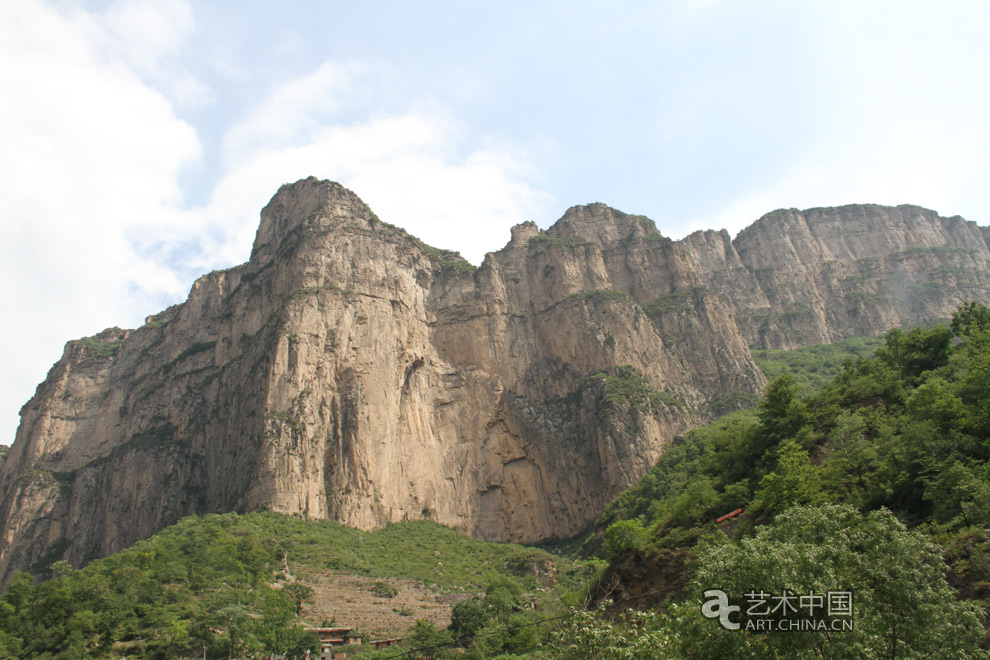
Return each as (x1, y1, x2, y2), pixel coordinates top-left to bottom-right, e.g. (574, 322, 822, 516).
(304, 627, 362, 659)
(369, 637, 403, 650)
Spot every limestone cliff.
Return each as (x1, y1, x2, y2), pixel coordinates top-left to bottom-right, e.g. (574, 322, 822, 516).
(681, 204, 990, 348)
(0, 180, 764, 586)
(1, 182, 988, 587)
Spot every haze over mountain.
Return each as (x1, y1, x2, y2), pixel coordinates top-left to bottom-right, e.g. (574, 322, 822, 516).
(0, 178, 988, 587)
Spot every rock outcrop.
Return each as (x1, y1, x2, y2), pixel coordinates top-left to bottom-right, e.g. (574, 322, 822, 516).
(681, 204, 990, 348)
(0, 180, 762, 585)
(1, 181, 988, 587)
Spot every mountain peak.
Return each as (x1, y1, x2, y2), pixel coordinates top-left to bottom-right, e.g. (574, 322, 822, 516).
(250, 178, 374, 263)
(547, 203, 663, 247)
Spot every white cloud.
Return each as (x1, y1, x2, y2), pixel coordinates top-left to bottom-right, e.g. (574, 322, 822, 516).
(0, 5, 554, 446)
(101, 0, 193, 65)
(222, 61, 365, 166)
(197, 110, 554, 269)
(98, 0, 211, 108)
(205, 65, 555, 267)
(0, 0, 200, 445)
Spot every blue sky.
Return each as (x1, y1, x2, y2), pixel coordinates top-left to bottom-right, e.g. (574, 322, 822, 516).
(1, 0, 989, 445)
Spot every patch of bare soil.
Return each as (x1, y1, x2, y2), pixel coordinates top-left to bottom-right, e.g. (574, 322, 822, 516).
(300, 572, 479, 637)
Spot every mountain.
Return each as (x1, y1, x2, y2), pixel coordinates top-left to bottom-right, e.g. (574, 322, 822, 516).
(1, 178, 988, 587)
(682, 204, 990, 348)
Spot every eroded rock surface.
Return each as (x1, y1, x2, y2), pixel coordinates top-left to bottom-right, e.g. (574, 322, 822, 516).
(682, 204, 990, 348)
(1, 180, 987, 586)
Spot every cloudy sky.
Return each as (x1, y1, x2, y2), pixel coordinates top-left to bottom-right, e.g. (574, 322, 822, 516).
(1, 0, 989, 445)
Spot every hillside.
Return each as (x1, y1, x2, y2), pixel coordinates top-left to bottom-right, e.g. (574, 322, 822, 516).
(573, 303, 990, 657)
(1, 178, 988, 587)
(0, 512, 588, 658)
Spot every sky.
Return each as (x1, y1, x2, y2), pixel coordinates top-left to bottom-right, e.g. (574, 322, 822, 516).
(1, 0, 989, 446)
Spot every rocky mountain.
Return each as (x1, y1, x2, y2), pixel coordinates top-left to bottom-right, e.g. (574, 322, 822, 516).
(682, 204, 990, 349)
(1, 179, 988, 587)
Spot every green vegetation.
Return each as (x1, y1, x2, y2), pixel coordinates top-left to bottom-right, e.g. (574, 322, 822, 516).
(844, 290, 887, 303)
(569, 302, 990, 658)
(0, 513, 317, 659)
(76, 328, 126, 359)
(75, 424, 185, 474)
(411, 237, 477, 274)
(0, 513, 588, 659)
(899, 245, 973, 256)
(528, 233, 595, 248)
(268, 517, 588, 594)
(141, 309, 174, 330)
(159, 341, 216, 375)
(917, 280, 945, 296)
(141, 318, 170, 330)
(542, 605, 676, 660)
(353, 505, 990, 658)
(705, 389, 761, 416)
(126, 424, 179, 453)
(641, 287, 710, 317)
(672, 505, 987, 658)
(751, 334, 885, 394)
(581, 366, 682, 426)
(370, 581, 398, 598)
(265, 411, 301, 433)
(563, 289, 633, 305)
(13, 468, 61, 490)
(596, 304, 990, 545)
(239, 259, 274, 284)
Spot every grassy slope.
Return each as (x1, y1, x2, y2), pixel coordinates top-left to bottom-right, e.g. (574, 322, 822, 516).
(0, 512, 591, 658)
(751, 334, 885, 394)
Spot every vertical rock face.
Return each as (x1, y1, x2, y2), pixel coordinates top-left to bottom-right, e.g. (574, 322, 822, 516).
(0, 180, 764, 586)
(681, 204, 990, 348)
(1, 180, 987, 587)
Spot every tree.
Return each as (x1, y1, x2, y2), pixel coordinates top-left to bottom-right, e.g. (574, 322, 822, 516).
(256, 587, 297, 656)
(757, 374, 806, 446)
(543, 605, 679, 660)
(282, 628, 321, 660)
(748, 373, 811, 475)
(142, 606, 192, 660)
(753, 439, 823, 518)
(450, 576, 542, 657)
(674, 504, 988, 659)
(282, 582, 315, 615)
(925, 461, 990, 527)
(213, 604, 256, 660)
(482, 576, 523, 617)
(950, 301, 990, 338)
(822, 410, 879, 505)
(449, 598, 488, 638)
(408, 620, 453, 660)
(602, 519, 649, 559)
(877, 325, 953, 383)
(951, 303, 990, 437)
